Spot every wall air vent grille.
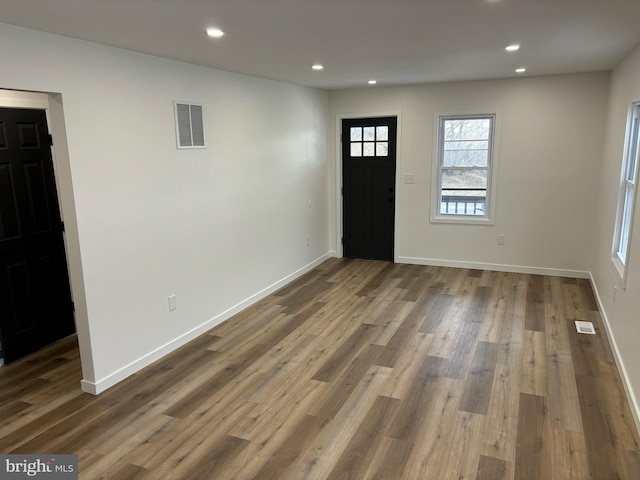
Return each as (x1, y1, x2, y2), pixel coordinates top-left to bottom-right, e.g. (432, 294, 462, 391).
(174, 101, 206, 149)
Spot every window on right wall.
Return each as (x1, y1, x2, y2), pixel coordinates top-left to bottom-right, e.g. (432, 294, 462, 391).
(612, 102, 640, 283)
(431, 114, 497, 224)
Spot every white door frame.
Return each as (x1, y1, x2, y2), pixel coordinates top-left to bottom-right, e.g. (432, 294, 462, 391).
(0, 89, 91, 385)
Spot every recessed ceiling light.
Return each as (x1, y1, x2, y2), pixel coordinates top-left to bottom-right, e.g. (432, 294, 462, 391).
(505, 44, 520, 52)
(368, 80, 377, 85)
(515, 68, 527, 73)
(206, 27, 225, 38)
(312, 64, 324, 71)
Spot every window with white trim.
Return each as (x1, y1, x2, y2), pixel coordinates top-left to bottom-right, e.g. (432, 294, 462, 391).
(432, 114, 496, 223)
(612, 102, 640, 281)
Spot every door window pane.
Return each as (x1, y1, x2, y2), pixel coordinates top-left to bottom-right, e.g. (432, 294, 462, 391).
(351, 143, 362, 157)
(363, 142, 375, 156)
(376, 142, 388, 156)
(363, 127, 375, 141)
(350, 127, 362, 141)
(376, 126, 388, 141)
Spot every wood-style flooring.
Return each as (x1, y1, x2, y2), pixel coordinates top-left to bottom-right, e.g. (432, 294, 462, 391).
(1, 258, 639, 479)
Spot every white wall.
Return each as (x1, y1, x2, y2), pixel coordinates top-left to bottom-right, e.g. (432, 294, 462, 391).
(0, 22, 330, 393)
(592, 43, 640, 427)
(328, 73, 609, 276)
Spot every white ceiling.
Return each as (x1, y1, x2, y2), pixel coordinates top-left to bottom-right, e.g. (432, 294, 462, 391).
(1, 0, 639, 89)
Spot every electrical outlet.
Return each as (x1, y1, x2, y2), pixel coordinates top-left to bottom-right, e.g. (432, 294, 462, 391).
(404, 174, 415, 184)
(168, 295, 176, 311)
(497, 234, 505, 245)
(613, 285, 617, 303)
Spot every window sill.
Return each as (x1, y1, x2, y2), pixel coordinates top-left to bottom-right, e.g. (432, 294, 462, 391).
(430, 215, 494, 226)
(610, 255, 626, 286)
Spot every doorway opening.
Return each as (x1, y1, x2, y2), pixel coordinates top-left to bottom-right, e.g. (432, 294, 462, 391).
(0, 89, 84, 371)
(0, 106, 76, 363)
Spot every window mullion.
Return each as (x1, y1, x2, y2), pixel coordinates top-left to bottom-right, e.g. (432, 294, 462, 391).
(441, 166, 489, 171)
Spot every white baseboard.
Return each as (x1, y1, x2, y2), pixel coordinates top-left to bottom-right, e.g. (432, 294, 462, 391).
(396, 256, 590, 279)
(82, 252, 333, 395)
(80, 379, 98, 395)
(588, 274, 640, 435)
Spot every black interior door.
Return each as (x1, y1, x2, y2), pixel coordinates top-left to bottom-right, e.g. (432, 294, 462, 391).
(342, 116, 397, 261)
(0, 107, 75, 364)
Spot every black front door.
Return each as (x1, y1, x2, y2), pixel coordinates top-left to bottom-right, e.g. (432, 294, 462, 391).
(0, 107, 75, 364)
(342, 116, 397, 261)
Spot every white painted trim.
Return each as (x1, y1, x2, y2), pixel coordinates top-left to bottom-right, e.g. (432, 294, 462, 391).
(397, 255, 590, 278)
(0, 90, 49, 109)
(81, 252, 333, 394)
(394, 115, 403, 262)
(589, 273, 640, 435)
(79, 379, 98, 395)
(429, 215, 494, 226)
(334, 116, 343, 258)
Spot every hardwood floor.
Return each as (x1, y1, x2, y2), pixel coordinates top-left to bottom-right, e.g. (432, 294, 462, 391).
(1, 258, 639, 479)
